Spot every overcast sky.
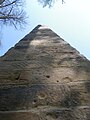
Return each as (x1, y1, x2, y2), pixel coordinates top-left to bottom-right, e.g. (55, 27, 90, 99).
(0, 0, 90, 59)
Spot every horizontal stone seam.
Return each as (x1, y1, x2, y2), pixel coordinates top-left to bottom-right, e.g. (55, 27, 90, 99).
(0, 80, 90, 88)
(0, 106, 89, 113)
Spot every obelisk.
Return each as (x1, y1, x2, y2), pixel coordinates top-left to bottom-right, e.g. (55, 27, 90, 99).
(0, 25, 90, 120)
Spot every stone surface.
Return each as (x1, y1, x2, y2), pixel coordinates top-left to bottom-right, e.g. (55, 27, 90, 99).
(0, 25, 90, 120)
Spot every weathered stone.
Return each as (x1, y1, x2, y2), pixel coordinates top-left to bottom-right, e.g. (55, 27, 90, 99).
(0, 25, 90, 120)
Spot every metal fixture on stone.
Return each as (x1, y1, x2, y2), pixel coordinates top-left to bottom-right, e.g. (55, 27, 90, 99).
(0, 25, 90, 120)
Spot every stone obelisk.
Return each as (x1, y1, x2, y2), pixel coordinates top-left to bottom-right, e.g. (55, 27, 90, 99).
(0, 25, 90, 120)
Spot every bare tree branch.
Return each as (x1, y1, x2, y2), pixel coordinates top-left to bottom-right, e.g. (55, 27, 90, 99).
(62, 0, 65, 4)
(0, 0, 18, 8)
(0, 0, 5, 5)
(0, 0, 27, 29)
(38, 0, 65, 7)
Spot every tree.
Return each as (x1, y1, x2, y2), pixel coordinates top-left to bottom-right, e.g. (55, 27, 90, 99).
(0, 0, 26, 29)
(38, 0, 65, 7)
(0, 0, 64, 29)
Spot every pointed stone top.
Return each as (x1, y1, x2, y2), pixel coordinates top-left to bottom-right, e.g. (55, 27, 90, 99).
(1, 24, 88, 61)
(30, 24, 50, 32)
(22, 25, 57, 41)
(33, 24, 49, 29)
(38, 25, 50, 30)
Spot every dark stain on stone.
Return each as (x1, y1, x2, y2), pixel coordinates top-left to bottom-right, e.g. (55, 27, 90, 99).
(46, 75, 50, 78)
(60, 89, 81, 108)
(85, 81, 90, 93)
(46, 109, 75, 120)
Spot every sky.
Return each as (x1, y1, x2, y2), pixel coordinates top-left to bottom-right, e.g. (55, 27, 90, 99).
(0, 0, 90, 59)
